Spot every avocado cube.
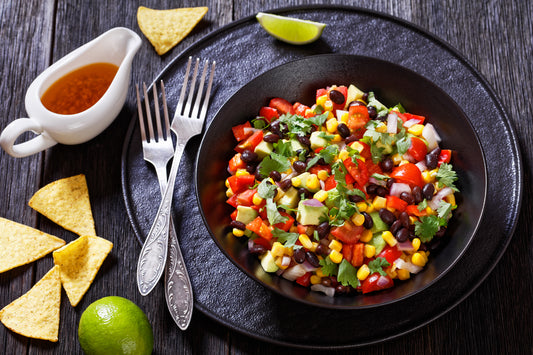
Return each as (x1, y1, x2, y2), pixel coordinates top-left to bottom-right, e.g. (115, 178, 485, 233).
(277, 187, 299, 209)
(236, 205, 258, 225)
(296, 200, 328, 226)
(254, 140, 273, 159)
(310, 131, 328, 150)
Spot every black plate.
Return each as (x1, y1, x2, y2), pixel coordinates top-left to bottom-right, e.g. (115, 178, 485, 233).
(121, 5, 522, 348)
(196, 54, 486, 309)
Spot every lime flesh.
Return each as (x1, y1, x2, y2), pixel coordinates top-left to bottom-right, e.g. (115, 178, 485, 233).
(256, 12, 326, 45)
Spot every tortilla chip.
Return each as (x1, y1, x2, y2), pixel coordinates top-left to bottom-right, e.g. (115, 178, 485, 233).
(0, 265, 61, 342)
(0, 217, 65, 273)
(53, 235, 113, 307)
(137, 6, 208, 55)
(28, 174, 96, 236)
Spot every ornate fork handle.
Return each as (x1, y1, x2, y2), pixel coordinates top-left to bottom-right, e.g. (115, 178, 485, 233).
(137, 140, 185, 296)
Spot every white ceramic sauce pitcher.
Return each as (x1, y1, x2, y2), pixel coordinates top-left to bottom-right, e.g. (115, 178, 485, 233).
(0, 27, 142, 158)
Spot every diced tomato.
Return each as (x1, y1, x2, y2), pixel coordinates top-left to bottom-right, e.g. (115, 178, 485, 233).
(324, 175, 337, 191)
(378, 245, 402, 265)
(390, 163, 423, 188)
(343, 158, 370, 187)
(316, 88, 328, 99)
(330, 220, 364, 244)
(297, 224, 308, 235)
(342, 244, 353, 264)
(406, 204, 428, 217)
(246, 216, 272, 240)
(362, 273, 394, 294)
(235, 130, 263, 153)
(386, 195, 408, 212)
(226, 193, 238, 208)
(365, 159, 382, 176)
(347, 105, 370, 130)
(236, 188, 257, 206)
(259, 106, 279, 122)
(228, 153, 247, 173)
(398, 112, 425, 125)
(438, 149, 452, 165)
(329, 86, 348, 111)
(269, 98, 295, 115)
(227, 174, 255, 194)
(232, 121, 253, 142)
(308, 164, 331, 176)
(293, 102, 310, 117)
(274, 212, 295, 232)
(351, 243, 364, 267)
(344, 172, 356, 185)
(357, 141, 372, 160)
(253, 237, 272, 249)
(296, 272, 312, 287)
(230, 209, 238, 220)
(408, 137, 428, 162)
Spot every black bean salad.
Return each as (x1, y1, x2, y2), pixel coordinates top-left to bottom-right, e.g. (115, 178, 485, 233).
(225, 84, 459, 296)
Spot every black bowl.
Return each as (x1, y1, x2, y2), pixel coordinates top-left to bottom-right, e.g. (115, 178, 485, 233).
(195, 54, 486, 309)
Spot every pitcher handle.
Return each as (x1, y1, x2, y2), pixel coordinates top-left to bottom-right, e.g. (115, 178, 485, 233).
(0, 118, 57, 158)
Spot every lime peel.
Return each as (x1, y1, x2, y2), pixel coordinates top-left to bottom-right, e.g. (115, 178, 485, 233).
(256, 12, 326, 45)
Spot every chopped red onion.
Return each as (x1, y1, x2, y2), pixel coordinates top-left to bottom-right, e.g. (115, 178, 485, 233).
(389, 182, 411, 197)
(397, 240, 415, 252)
(376, 275, 391, 288)
(387, 112, 398, 133)
(302, 198, 324, 207)
(281, 264, 307, 281)
(311, 284, 336, 297)
(301, 260, 318, 272)
(428, 187, 453, 210)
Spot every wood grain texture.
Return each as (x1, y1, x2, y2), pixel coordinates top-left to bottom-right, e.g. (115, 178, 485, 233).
(0, 0, 531, 354)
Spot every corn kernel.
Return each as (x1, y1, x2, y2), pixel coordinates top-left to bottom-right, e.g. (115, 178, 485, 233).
(316, 94, 328, 107)
(326, 117, 339, 133)
(409, 216, 418, 224)
(422, 171, 434, 184)
(225, 179, 231, 188)
(324, 100, 334, 111)
(252, 193, 263, 206)
(382, 230, 397, 247)
(315, 268, 325, 278)
(445, 193, 456, 206)
(329, 250, 343, 264)
(331, 134, 342, 142)
(364, 244, 376, 258)
(235, 169, 249, 177)
(310, 242, 318, 252)
(399, 159, 410, 166)
(340, 111, 349, 123)
(386, 268, 398, 279)
(360, 229, 373, 243)
(425, 206, 435, 215)
(291, 177, 302, 187)
(298, 234, 313, 250)
(412, 238, 421, 251)
(232, 228, 244, 237)
(356, 201, 368, 212)
(372, 196, 387, 210)
(313, 190, 328, 202)
(328, 239, 343, 252)
(411, 252, 427, 267)
(306, 175, 320, 190)
(366, 204, 375, 213)
(271, 242, 285, 257)
(338, 149, 350, 161)
(391, 153, 402, 165)
(351, 213, 365, 226)
(386, 206, 396, 213)
(350, 141, 365, 153)
(310, 275, 322, 285)
(375, 123, 387, 133)
(327, 111, 335, 119)
(397, 268, 410, 280)
(407, 124, 424, 136)
(317, 169, 329, 181)
(273, 188, 284, 202)
(357, 264, 370, 280)
(226, 188, 234, 198)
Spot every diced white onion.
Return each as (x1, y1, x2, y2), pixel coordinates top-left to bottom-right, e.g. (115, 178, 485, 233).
(336, 109, 348, 121)
(281, 264, 307, 281)
(369, 176, 387, 187)
(415, 161, 427, 172)
(428, 187, 454, 210)
(422, 123, 440, 150)
(389, 182, 411, 197)
(402, 152, 416, 163)
(403, 118, 420, 128)
(387, 112, 398, 133)
(311, 284, 336, 297)
(301, 261, 318, 272)
(281, 256, 291, 267)
(394, 258, 423, 274)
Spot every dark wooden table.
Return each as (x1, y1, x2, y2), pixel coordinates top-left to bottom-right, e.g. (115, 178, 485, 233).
(1, 1, 531, 354)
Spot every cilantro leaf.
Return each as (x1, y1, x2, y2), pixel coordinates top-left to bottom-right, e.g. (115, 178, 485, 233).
(367, 92, 389, 117)
(265, 198, 288, 226)
(414, 215, 446, 242)
(436, 163, 459, 191)
(307, 145, 339, 170)
(308, 112, 329, 126)
(417, 199, 428, 211)
(272, 228, 299, 248)
(337, 259, 360, 288)
(257, 180, 277, 199)
(437, 200, 453, 219)
(396, 136, 410, 155)
(273, 140, 293, 157)
(319, 256, 338, 276)
(258, 152, 290, 178)
(368, 257, 390, 276)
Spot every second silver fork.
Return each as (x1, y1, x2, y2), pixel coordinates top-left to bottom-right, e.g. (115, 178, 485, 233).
(135, 81, 193, 330)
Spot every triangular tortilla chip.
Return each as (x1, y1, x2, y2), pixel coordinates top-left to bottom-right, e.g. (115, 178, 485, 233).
(137, 6, 208, 55)
(53, 235, 113, 306)
(28, 174, 96, 236)
(0, 265, 61, 342)
(0, 217, 65, 273)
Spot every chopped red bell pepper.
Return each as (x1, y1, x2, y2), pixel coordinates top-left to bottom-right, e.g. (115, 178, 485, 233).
(232, 121, 253, 142)
(308, 164, 331, 176)
(228, 153, 247, 174)
(398, 112, 425, 125)
(269, 97, 295, 115)
(227, 174, 255, 194)
(324, 175, 337, 191)
(259, 106, 279, 122)
(378, 245, 402, 265)
(343, 158, 370, 187)
(293, 102, 310, 117)
(236, 188, 257, 206)
(351, 243, 364, 267)
(406, 204, 428, 217)
(246, 216, 273, 240)
(235, 130, 263, 153)
(361, 273, 394, 294)
(386, 195, 408, 212)
(296, 272, 312, 287)
(316, 88, 328, 99)
(330, 220, 364, 244)
(226, 193, 239, 208)
(438, 149, 452, 165)
(274, 211, 295, 232)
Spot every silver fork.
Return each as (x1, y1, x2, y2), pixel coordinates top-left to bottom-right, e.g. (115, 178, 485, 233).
(135, 81, 194, 330)
(137, 57, 215, 297)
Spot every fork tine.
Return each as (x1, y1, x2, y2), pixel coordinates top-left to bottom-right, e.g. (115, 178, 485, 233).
(183, 58, 200, 118)
(142, 82, 155, 142)
(152, 82, 163, 141)
(159, 80, 171, 140)
(176, 57, 193, 116)
(136, 84, 149, 144)
(199, 61, 216, 122)
(190, 60, 210, 120)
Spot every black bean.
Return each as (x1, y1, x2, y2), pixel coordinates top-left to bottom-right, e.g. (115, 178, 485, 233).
(249, 244, 267, 255)
(316, 222, 330, 238)
(349, 194, 365, 203)
(386, 177, 395, 189)
(400, 191, 415, 205)
(362, 212, 373, 229)
(367, 106, 377, 119)
(278, 179, 292, 191)
(425, 147, 441, 170)
(337, 123, 350, 138)
(379, 208, 396, 225)
(396, 227, 409, 242)
(345, 134, 358, 145)
(381, 157, 394, 172)
(335, 284, 348, 294)
(329, 89, 345, 104)
(270, 120, 281, 135)
(305, 251, 321, 268)
(269, 170, 281, 182)
(241, 149, 258, 163)
(246, 164, 256, 175)
(366, 184, 378, 195)
(321, 278, 332, 287)
(297, 134, 311, 147)
(254, 166, 263, 181)
(376, 186, 388, 197)
(399, 211, 410, 228)
(279, 122, 289, 134)
(348, 100, 365, 107)
(293, 248, 306, 263)
(390, 220, 402, 235)
(315, 244, 328, 256)
(422, 183, 435, 200)
(412, 186, 423, 204)
(229, 220, 246, 230)
(362, 93, 369, 102)
(263, 133, 280, 143)
(292, 160, 307, 174)
(298, 188, 313, 199)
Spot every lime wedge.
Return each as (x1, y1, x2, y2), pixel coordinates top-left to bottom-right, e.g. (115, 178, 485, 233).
(256, 12, 326, 45)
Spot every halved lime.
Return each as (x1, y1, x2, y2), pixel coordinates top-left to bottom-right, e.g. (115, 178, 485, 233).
(256, 12, 326, 45)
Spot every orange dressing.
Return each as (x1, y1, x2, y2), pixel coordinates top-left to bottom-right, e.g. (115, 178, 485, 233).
(41, 62, 118, 115)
